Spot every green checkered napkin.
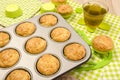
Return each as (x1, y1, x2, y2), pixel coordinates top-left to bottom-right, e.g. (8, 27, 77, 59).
(66, 0, 120, 80)
(0, 0, 120, 79)
(0, 0, 41, 27)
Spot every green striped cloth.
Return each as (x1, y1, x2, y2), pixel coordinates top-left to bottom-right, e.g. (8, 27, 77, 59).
(66, 0, 120, 80)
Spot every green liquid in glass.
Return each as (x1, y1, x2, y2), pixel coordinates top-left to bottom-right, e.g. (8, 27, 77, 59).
(83, 3, 107, 28)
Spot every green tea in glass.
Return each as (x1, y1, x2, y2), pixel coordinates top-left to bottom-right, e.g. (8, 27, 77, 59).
(83, 1, 108, 32)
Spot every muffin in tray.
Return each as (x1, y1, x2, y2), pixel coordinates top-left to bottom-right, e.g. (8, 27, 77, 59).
(63, 43, 86, 61)
(0, 48, 20, 68)
(16, 22, 36, 37)
(0, 31, 10, 47)
(37, 54, 60, 76)
(39, 14, 58, 27)
(92, 35, 114, 54)
(6, 69, 31, 80)
(56, 4, 73, 18)
(25, 37, 47, 54)
(51, 0, 67, 6)
(50, 27, 71, 42)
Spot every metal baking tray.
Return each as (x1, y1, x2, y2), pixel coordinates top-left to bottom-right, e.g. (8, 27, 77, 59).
(0, 12, 91, 80)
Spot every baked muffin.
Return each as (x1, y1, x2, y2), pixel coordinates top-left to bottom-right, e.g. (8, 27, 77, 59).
(64, 43, 86, 61)
(56, 4, 73, 18)
(16, 22, 36, 37)
(0, 48, 19, 68)
(39, 14, 58, 27)
(6, 69, 31, 80)
(37, 54, 60, 76)
(92, 35, 114, 54)
(25, 37, 47, 54)
(50, 27, 71, 42)
(51, 0, 67, 6)
(0, 32, 10, 47)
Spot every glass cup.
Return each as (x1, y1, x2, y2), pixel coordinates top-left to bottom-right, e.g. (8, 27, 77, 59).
(82, 1, 109, 32)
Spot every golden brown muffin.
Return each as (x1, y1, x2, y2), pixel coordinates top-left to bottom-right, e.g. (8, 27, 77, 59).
(64, 43, 86, 61)
(25, 37, 47, 54)
(50, 27, 71, 42)
(56, 4, 73, 18)
(51, 0, 67, 6)
(0, 32, 10, 47)
(16, 22, 36, 37)
(92, 35, 114, 52)
(0, 48, 19, 68)
(39, 14, 58, 27)
(6, 69, 31, 80)
(37, 54, 60, 76)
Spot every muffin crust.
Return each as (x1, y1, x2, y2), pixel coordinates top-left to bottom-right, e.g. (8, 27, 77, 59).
(64, 43, 86, 61)
(57, 4, 73, 15)
(39, 14, 58, 27)
(16, 22, 36, 37)
(25, 37, 47, 54)
(52, 0, 66, 3)
(6, 69, 31, 80)
(92, 35, 114, 52)
(50, 27, 71, 42)
(0, 32, 10, 47)
(51, 0, 67, 6)
(37, 54, 60, 76)
(0, 49, 19, 68)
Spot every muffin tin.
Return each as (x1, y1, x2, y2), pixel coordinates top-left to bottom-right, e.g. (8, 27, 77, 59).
(0, 12, 91, 80)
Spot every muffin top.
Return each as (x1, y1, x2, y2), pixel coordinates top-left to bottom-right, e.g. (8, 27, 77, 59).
(0, 49, 19, 68)
(39, 14, 58, 27)
(92, 35, 114, 52)
(52, 0, 66, 3)
(6, 69, 31, 80)
(16, 22, 36, 37)
(64, 43, 86, 61)
(57, 4, 73, 14)
(25, 37, 47, 54)
(0, 32, 10, 47)
(37, 54, 60, 76)
(50, 27, 71, 42)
